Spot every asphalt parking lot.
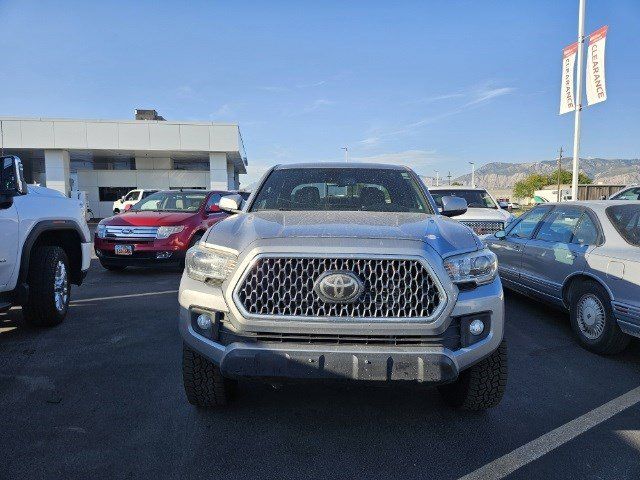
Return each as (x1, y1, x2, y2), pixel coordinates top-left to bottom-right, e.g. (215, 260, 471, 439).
(1, 260, 639, 480)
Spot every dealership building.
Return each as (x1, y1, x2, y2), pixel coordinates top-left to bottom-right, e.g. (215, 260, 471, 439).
(0, 110, 247, 218)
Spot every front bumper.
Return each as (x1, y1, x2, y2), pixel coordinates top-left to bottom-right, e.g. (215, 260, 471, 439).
(179, 278, 503, 383)
(95, 249, 186, 266)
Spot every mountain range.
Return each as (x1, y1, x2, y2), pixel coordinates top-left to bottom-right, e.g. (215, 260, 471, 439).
(446, 158, 640, 189)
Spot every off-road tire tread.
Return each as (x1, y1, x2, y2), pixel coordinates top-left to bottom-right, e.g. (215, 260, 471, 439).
(439, 340, 508, 410)
(22, 246, 69, 327)
(182, 344, 233, 407)
(569, 280, 630, 355)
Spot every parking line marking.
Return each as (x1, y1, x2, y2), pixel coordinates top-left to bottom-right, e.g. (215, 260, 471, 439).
(71, 290, 178, 304)
(458, 386, 640, 480)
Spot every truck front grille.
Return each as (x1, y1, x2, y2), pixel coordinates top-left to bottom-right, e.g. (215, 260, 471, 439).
(461, 220, 504, 235)
(235, 256, 444, 320)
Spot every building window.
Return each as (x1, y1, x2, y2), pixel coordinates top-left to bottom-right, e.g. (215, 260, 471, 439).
(173, 159, 209, 171)
(99, 187, 136, 202)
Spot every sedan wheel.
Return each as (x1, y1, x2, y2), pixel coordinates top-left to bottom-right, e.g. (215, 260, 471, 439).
(576, 293, 606, 340)
(569, 280, 630, 355)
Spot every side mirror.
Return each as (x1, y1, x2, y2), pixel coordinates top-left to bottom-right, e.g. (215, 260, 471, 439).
(208, 204, 221, 213)
(219, 194, 243, 214)
(1, 155, 28, 195)
(440, 195, 467, 217)
(494, 230, 506, 240)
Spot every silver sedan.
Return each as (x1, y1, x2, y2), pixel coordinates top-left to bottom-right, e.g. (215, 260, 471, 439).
(485, 201, 640, 354)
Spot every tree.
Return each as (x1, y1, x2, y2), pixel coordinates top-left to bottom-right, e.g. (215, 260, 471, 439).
(513, 173, 548, 199)
(513, 170, 592, 199)
(451, 181, 463, 186)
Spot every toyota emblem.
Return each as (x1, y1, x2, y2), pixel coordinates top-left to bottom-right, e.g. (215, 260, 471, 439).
(314, 270, 364, 304)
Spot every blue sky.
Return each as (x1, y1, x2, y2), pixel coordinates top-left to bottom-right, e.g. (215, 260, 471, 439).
(1, 0, 639, 183)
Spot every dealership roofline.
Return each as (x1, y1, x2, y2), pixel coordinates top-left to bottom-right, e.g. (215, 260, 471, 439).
(0, 115, 240, 127)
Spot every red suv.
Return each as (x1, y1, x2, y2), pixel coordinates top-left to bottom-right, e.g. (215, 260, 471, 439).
(95, 189, 235, 270)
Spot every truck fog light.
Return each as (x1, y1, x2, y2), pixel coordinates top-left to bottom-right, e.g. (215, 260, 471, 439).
(196, 314, 212, 330)
(469, 319, 485, 336)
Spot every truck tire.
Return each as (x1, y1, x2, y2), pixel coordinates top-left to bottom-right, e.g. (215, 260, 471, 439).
(100, 261, 127, 272)
(182, 344, 236, 407)
(22, 246, 70, 327)
(438, 340, 507, 410)
(569, 280, 630, 355)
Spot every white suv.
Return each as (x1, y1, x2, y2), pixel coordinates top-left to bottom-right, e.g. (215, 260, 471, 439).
(112, 189, 157, 214)
(0, 156, 92, 326)
(429, 186, 514, 236)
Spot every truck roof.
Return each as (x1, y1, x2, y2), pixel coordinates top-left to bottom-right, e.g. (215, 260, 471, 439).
(273, 162, 409, 171)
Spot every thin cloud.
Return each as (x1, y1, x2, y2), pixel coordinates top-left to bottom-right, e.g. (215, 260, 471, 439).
(296, 80, 327, 88)
(358, 83, 515, 145)
(464, 87, 515, 107)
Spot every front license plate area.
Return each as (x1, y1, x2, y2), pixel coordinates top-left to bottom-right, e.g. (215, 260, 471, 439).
(115, 244, 133, 256)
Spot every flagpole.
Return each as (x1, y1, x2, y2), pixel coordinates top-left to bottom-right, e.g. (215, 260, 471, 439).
(571, 0, 586, 201)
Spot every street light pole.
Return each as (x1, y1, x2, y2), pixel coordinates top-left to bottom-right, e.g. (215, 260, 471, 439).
(341, 147, 349, 162)
(435, 170, 439, 187)
(469, 162, 475, 188)
(571, 0, 586, 201)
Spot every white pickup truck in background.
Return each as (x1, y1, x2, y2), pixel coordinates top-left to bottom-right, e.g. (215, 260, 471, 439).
(0, 156, 92, 326)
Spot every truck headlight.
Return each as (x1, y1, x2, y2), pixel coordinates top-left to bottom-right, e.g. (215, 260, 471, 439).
(443, 249, 497, 286)
(156, 226, 185, 239)
(96, 224, 106, 239)
(185, 244, 237, 284)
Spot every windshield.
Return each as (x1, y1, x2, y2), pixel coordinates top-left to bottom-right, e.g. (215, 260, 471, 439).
(431, 189, 497, 209)
(131, 191, 207, 212)
(607, 204, 640, 246)
(250, 168, 432, 213)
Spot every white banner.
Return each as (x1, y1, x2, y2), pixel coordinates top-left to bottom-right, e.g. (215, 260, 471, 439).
(560, 42, 578, 115)
(586, 26, 608, 106)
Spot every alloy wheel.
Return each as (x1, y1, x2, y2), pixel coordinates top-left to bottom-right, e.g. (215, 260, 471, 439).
(54, 261, 69, 312)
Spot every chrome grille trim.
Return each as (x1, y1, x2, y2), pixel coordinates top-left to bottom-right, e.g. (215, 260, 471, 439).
(232, 254, 447, 322)
(104, 226, 158, 240)
(461, 220, 504, 235)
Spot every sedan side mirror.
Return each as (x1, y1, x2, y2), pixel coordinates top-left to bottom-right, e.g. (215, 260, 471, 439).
(208, 204, 221, 213)
(494, 230, 506, 240)
(440, 195, 468, 217)
(219, 194, 243, 214)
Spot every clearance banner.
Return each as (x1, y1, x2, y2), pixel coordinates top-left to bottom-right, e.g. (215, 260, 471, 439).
(559, 42, 578, 115)
(586, 26, 608, 106)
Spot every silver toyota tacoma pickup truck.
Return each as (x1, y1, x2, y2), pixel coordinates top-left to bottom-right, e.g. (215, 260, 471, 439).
(178, 163, 507, 410)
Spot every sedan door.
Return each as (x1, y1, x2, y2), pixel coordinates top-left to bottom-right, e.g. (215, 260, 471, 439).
(488, 206, 551, 285)
(520, 206, 591, 301)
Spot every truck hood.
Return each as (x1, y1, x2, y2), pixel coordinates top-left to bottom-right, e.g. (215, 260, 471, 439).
(203, 211, 480, 256)
(448, 207, 513, 223)
(27, 185, 66, 198)
(101, 211, 196, 227)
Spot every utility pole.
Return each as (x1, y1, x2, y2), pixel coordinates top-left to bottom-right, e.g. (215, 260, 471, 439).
(341, 146, 349, 162)
(435, 170, 439, 187)
(571, 0, 586, 200)
(469, 162, 475, 188)
(447, 171, 452, 186)
(557, 147, 563, 202)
